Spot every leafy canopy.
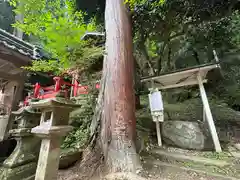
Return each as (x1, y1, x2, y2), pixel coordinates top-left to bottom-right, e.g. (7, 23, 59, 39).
(10, 0, 103, 75)
(130, 0, 239, 75)
(0, 0, 15, 32)
(125, 0, 165, 10)
(229, 11, 240, 48)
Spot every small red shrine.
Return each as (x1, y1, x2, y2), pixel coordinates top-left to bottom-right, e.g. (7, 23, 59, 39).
(24, 76, 100, 106)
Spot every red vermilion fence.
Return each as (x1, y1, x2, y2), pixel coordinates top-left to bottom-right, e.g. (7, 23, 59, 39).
(24, 76, 100, 106)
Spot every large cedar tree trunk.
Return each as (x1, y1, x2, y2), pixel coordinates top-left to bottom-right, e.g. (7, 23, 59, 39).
(100, 0, 141, 173)
(77, 0, 141, 178)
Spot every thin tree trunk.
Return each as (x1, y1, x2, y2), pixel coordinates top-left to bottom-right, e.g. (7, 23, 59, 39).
(134, 57, 141, 110)
(13, 2, 24, 39)
(102, 0, 141, 173)
(157, 40, 168, 74)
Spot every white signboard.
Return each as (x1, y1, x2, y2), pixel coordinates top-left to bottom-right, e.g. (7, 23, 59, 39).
(148, 89, 164, 122)
(148, 90, 164, 112)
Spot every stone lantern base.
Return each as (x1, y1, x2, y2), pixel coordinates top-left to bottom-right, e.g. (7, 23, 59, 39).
(0, 107, 41, 180)
(0, 162, 37, 180)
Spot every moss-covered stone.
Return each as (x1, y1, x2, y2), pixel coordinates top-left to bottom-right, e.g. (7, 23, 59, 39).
(137, 97, 240, 146)
(162, 121, 205, 150)
(59, 149, 82, 169)
(0, 162, 37, 180)
(163, 98, 240, 123)
(0, 107, 41, 180)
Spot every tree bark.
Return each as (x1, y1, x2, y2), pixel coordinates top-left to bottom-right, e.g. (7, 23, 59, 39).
(76, 1, 141, 178)
(102, 0, 141, 173)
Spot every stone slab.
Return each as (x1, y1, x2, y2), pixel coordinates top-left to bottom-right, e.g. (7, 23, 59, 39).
(230, 152, 240, 158)
(30, 97, 81, 109)
(0, 115, 10, 141)
(150, 149, 229, 167)
(144, 157, 238, 180)
(31, 125, 73, 138)
(59, 150, 82, 169)
(23, 175, 35, 180)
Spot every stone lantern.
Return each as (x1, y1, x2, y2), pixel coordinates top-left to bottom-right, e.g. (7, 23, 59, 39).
(0, 106, 41, 180)
(30, 97, 81, 180)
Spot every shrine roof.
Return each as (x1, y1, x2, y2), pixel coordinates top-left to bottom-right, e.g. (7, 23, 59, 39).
(81, 32, 105, 40)
(0, 28, 48, 81)
(0, 28, 42, 59)
(141, 62, 221, 90)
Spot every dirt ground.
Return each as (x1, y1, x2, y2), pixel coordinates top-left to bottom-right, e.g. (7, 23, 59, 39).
(58, 162, 234, 180)
(143, 163, 235, 180)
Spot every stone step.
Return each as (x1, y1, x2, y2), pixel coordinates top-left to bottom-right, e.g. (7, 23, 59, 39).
(0, 157, 6, 166)
(149, 149, 230, 167)
(143, 157, 238, 180)
(24, 175, 35, 180)
(230, 151, 240, 158)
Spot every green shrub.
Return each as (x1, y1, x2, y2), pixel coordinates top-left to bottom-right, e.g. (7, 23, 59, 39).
(61, 94, 96, 150)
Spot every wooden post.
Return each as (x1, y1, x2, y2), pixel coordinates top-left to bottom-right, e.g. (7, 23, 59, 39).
(213, 50, 220, 63)
(70, 77, 74, 98)
(197, 73, 222, 152)
(3, 79, 25, 140)
(203, 108, 206, 123)
(149, 84, 163, 147)
(156, 121, 162, 147)
(0, 80, 21, 141)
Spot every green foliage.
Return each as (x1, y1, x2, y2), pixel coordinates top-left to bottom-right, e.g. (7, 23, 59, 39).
(61, 94, 96, 150)
(229, 11, 240, 49)
(132, 0, 239, 75)
(146, 39, 158, 58)
(212, 51, 240, 110)
(0, 1, 15, 32)
(24, 60, 63, 74)
(203, 152, 231, 161)
(126, 0, 165, 10)
(11, 0, 103, 74)
(61, 124, 90, 150)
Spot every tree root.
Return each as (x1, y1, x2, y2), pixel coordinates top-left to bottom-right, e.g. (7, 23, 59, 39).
(58, 143, 104, 180)
(102, 172, 147, 180)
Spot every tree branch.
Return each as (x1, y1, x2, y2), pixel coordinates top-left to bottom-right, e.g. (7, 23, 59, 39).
(157, 39, 169, 74)
(137, 32, 156, 76)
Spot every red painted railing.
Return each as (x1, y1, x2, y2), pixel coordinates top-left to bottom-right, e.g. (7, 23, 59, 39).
(24, 76, 100, 106)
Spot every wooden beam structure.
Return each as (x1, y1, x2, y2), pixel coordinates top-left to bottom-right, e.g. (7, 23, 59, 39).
(141, 63, 219, 89)
(141, 62, 222, 152)
(197, 73, 222, 152)
(0, 71, 24, 81)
